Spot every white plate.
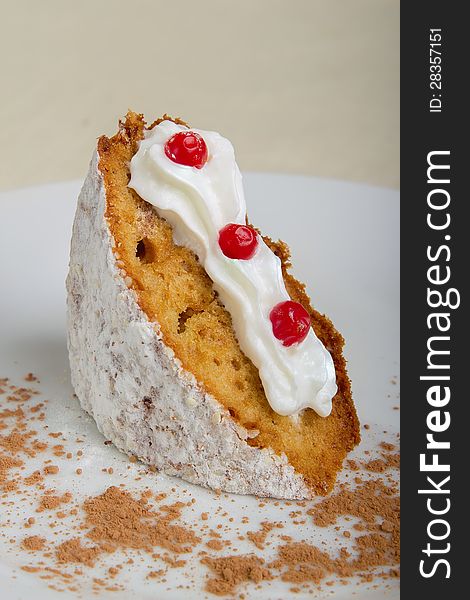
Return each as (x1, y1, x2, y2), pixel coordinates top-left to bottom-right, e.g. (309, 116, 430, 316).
(0, 175, 399, 599)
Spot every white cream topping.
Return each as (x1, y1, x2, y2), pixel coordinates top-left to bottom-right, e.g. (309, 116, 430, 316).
(128, 120, 337, 417)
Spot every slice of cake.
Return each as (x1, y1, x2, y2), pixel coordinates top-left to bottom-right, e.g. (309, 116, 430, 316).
(66, 111, 360, 499)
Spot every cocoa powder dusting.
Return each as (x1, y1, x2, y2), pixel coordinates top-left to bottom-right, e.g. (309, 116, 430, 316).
(0, 453, 23, 491)
(201, 555, 272, 596)
(246, 521, 282, 550)
(306, 477, 400, 580)
(147, 569, 165, 579)
(56, 538, 102, 567)
(37, 492, 72, 512)
(21, 535, 47, 551)
(273, 542, 336, 584)
(206, 539, 225, 551)
(1, 374, 399, 597)
(202, 456, 400, 595)
(83, 486, 200, 554)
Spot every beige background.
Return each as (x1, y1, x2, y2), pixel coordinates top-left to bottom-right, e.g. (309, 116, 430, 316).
(1, 0, 399, 191)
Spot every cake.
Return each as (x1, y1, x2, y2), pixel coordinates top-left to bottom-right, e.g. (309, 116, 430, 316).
(66, 112, 360, 500)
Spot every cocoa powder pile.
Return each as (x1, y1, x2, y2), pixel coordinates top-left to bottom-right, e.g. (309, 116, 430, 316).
(1, 374, 400, 597)
(21, 535, 46, 551)
(246, 521, 283, 550)
(82, 486, 200, 555)
(201, 555, 273, 596)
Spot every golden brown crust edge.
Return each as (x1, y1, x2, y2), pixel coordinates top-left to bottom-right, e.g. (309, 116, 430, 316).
(97, 111, 360, 495)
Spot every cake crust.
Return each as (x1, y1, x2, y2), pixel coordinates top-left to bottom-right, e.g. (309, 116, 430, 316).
(66, 112, 360, 499)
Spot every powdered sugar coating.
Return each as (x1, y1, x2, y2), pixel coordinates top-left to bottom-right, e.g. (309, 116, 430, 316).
(66, 151, 311, 500)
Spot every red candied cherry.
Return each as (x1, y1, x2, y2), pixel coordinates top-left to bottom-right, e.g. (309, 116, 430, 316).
(270, 301, 311, 347)
(164, 131, 208, 168)
(218, 224, 259, 260)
